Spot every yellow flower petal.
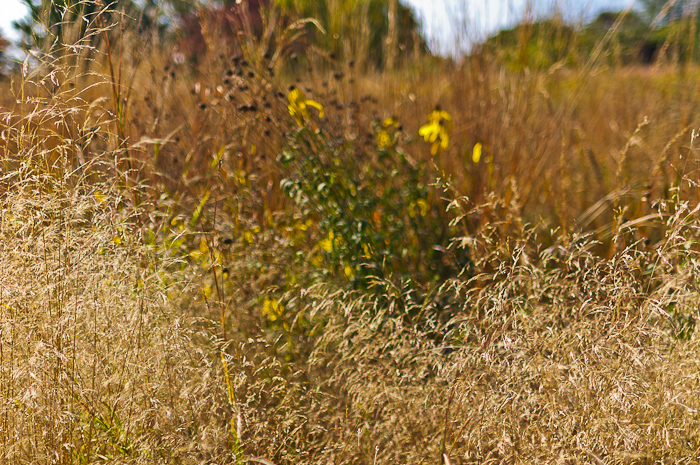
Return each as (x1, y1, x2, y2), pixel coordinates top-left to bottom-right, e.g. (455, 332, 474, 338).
(421, 108, 453, 154)
(428, 128, 439, 143)
(305, 99, 324, 118)
(438, 110, 452, 122)
(287, 87, 323, 126)
(344, 265, 356, 279)
(418, 124, 431, 138)
(288, 88, 304, 105)
(95, 190, 106, 205)
(383, 117, 396, 127)
(472, 142, 482, 163)
(440, 135, 449, 150)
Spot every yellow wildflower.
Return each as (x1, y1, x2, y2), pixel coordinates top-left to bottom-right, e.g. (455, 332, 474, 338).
(377, 130, 393, 148)
(288, 86, 324, 126)
(418, 107, 452, 155)
(344, 265, 356, 280)
(311, 254, 324, 267)
(472, 142, 483, 163)
(263, 298, 285, 322)
(376, 117, 400, 148)
(95, 190, 106, 205)
(362, 243, 372, 259)
(319, 231, 333, 252)
(382, 117, 397, 127)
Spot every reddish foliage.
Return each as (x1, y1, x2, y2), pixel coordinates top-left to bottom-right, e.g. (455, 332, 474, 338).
(175, 0, 268, 62)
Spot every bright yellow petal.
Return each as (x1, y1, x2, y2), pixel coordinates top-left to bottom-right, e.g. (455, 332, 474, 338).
(377, 130, 392, 147)
(420, 123, 440, 143)
(431, 142, 439, 156)
(440, 134, 449, 149)
(288, 88, 304, 105)
(472, 142, 482, 163)
(428, 129, 439, 143)
(306, 99, 324, 118)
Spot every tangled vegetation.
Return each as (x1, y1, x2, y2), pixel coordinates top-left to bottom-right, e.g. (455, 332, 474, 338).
(4, 0, 700, 463)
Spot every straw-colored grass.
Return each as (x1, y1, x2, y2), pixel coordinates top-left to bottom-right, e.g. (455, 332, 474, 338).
(4, 1, 700, 463)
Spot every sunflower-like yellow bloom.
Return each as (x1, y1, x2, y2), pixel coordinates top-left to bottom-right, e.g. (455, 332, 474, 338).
(418, 107, 452, 155)
(288, 86, 324, 126)
(377, 116, 400, 148)
(377, 130, 393, 147)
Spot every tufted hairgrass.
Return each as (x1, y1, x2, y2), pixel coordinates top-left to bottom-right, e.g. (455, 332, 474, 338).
(3, 1, 700, 463)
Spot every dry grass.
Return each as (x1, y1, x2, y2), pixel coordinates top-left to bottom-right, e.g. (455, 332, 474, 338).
(3, 1, 700, 463)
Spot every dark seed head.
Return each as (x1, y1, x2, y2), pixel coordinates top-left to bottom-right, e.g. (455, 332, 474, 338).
(198, 102, 207, 110)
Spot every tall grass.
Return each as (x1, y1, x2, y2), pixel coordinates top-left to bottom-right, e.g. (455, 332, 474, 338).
(3, 0, 700, 463)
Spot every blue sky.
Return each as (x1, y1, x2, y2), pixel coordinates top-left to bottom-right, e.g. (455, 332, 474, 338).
(402, 0, 633, 54)
(1, 0, 633, 53)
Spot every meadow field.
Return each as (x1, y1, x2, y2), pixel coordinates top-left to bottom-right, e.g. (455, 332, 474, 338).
(3, 1, 700, 463)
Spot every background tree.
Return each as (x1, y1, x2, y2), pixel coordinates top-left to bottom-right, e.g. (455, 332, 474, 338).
(274, 0, 425, 69)
(0, 33, 9, 75)
(13, 0, 163, 53)
(641, 0, 691, 25)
